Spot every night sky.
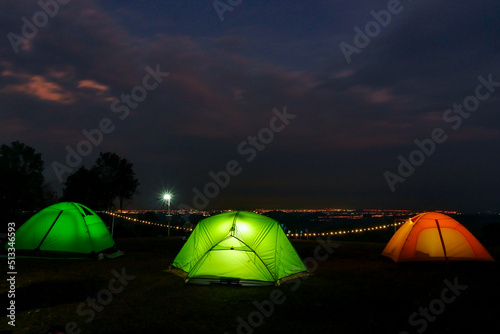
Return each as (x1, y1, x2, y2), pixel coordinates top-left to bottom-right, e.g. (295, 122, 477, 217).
(1, 0, 499, 211)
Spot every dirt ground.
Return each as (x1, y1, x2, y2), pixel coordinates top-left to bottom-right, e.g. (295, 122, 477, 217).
(1, 237, 499, 334)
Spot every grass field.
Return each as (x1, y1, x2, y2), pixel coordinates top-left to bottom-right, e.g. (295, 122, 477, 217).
(1, 237, 499, 334)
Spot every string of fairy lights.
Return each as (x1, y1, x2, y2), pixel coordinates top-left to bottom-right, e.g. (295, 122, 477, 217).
(102, 211, 406, 236)
(285, 221, 405, 237)
(103, 211, 193, 231)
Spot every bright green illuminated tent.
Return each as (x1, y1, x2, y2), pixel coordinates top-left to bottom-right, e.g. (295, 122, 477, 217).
(171, 211, 307, 286)
(9, 202, 119, 259)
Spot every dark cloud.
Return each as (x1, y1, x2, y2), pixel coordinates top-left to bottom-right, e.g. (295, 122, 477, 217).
(1, 0, 499, 211)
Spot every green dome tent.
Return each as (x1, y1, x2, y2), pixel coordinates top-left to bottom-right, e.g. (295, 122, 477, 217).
(171, 211, 307, 286)
(8, 202, 119, 259)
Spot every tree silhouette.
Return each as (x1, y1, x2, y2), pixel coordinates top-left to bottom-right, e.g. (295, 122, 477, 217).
(93, 152, 139, 210)
(62, 166, 104, 209)
(63, 152, 139, 211)
(0, 141, 45, 219)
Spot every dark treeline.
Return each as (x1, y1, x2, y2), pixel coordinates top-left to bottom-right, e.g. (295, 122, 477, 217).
(62, 152, 139, 211)
(0, 141, 139, 223)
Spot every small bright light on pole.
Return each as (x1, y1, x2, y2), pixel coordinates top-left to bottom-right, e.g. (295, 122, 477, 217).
(163, 193, 172, 236)
(163, 193, 172, 212)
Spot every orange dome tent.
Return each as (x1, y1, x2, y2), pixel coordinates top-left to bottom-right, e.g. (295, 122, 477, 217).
(382, 212, 494, 262)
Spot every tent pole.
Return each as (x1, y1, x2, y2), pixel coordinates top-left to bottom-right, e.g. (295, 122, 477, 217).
(111, 215, 115, 237)
(36, 210, 63, 250)
(435, 219, 448, 265)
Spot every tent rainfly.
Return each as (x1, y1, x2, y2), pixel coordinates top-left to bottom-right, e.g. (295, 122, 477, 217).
(382, 212, 494, 262)
(8, 202, 120, 259)
(171, 211, 308, 286)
